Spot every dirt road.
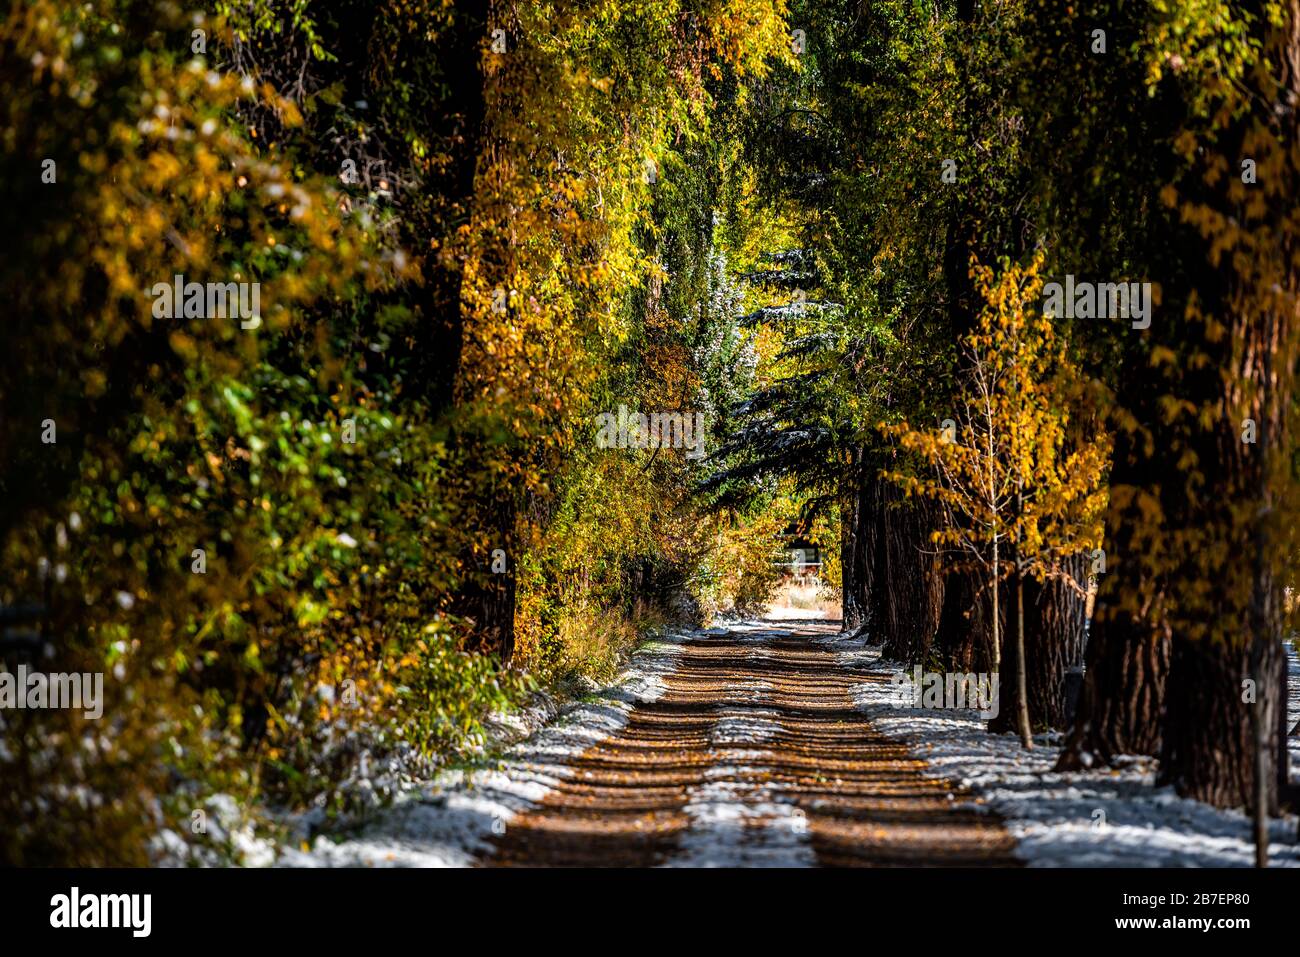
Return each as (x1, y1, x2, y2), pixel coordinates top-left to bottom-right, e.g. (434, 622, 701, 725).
(486, 619, 1018, 866)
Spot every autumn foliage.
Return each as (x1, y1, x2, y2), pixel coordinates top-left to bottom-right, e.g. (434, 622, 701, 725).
(0, 0, 794, 864)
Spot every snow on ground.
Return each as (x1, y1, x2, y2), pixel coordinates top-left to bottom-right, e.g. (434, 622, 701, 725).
(667, 628, 816, 867)
(765, 603, 828, 621)
(277, 632, 687, 867)
(827, 633, 1300, 867)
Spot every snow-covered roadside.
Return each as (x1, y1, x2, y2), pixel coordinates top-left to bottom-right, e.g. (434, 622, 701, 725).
(828, 633, 1300, 867)
(276, 632, 687, 867)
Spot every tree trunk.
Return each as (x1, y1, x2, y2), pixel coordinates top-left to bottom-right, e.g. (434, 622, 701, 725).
(839, 448, 872, 634)
(1159, 637, 1285, 815)
(1155, 0, 1300, 816)
(459, 571, 517, 664)
(991, 555, 1087, 733)
(935, 557, 998, 673)
(875, 480, 944, 664)
(1013, 576, 1033, 748)
(988, 559, 1000, 724)
(456, 495, 518, 664)
(1057, 602, 1169, 770)
(863, 467, 888, 645)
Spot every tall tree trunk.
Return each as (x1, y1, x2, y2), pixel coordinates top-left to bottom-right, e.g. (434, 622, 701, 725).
(875, 480, 944, 664)
(1057, 610, 1169, 769)
(1159, 638, 1285, 813)
(1156, 0, 1300, 818)
(1056, 555, 1169, 768)
(864, 467, 888, 645)
(839, 447, 871, 634)
(1056, 428, 1172, 769)
(935, 557, 998, 673)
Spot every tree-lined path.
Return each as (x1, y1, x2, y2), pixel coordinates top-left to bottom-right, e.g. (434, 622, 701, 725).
(7, 0, 1300, 871)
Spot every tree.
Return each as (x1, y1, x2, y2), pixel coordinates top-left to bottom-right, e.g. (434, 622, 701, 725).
(886, 254, 1109, 748)
(1046, 4, 1300, 871)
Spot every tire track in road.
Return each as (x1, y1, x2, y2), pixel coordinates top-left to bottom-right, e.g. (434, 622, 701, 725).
(485, 619, 1018, 867)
